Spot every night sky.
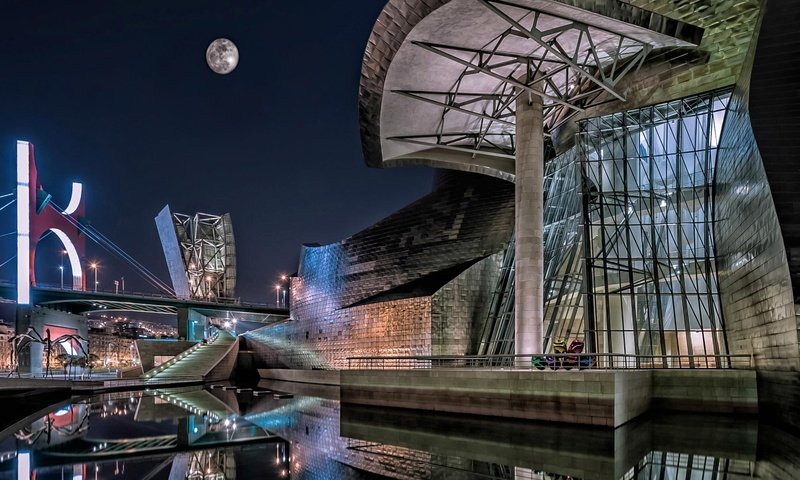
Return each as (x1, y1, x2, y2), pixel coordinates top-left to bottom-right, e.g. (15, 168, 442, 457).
(0, 1, 433, 301)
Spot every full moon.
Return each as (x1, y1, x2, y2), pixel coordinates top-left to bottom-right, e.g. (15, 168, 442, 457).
(206, 38, 239, 75)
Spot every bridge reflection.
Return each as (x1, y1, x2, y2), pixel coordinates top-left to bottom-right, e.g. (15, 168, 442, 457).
(0, 388, 290, 479)
(0, 383, 783, 479)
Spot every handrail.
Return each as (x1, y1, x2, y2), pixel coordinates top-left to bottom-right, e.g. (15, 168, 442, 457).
(346, 352, 754, 370)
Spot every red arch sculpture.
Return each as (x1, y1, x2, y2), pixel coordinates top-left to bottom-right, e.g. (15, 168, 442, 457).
(17, 141, 86, 304)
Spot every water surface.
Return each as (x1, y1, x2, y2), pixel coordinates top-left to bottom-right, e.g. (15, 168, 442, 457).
(0, 381, 795, 479)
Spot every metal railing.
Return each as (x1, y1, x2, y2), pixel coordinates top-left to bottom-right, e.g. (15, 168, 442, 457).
(346, 353, 754, 370)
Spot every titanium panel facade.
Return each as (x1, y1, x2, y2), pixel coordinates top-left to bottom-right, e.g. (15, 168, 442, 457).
(245, 172, 513, 368)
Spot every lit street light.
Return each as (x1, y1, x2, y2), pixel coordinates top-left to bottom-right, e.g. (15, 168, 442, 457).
(275, 284, 281, 306)
(90, 262, 99, 293)
(60, 249, 66, 289)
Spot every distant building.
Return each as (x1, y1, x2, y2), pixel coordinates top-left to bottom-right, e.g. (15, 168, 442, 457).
(88, 333, 137, 368)
(0, 321, 14, 369)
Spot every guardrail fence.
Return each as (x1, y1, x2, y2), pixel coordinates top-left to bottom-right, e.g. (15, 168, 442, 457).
(347, 353, 754, 370)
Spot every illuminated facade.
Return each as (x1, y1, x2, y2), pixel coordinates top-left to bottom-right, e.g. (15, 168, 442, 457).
(156, 206, 237, 301)
(351, 0, 800, 370)
(245, 171, 514, 368)
(245, 1, 800, 430)
(88, 333, 137, 368)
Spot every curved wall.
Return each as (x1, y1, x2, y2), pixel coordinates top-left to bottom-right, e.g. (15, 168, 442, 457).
(749, 0, 800, 303)
(713, 1, 799, 371)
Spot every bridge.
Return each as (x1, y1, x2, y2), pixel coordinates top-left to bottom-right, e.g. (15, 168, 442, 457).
(0, 282, 287, 322)
(3, 141, 290, 375)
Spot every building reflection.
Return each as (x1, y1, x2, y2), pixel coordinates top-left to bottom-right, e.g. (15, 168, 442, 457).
(0, 385, 795, 479)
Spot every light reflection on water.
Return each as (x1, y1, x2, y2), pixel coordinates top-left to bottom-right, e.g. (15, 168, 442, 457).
(0, 381, 795, 479)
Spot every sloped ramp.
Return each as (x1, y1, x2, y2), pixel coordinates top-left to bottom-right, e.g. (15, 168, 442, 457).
(143, 330, 239, 383)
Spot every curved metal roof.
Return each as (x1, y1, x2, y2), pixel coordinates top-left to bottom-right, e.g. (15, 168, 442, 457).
(359, 0, 705, 180)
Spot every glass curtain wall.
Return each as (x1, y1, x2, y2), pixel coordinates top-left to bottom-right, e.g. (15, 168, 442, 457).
(542, 149, 585, 352)
(577, 89, 731, 367)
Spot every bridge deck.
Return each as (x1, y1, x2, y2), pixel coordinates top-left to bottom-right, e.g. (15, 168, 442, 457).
(0, 282, 289, 323)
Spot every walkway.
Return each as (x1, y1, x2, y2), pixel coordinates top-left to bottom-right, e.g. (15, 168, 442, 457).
(143, 330, 237, 382)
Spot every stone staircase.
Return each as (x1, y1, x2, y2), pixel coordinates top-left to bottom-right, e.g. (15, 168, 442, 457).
(143, 330, 237, 382)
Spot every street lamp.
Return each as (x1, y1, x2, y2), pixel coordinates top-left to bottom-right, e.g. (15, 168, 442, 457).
(90, 262, 99, 293)
(60, 250, 66, 289)
(275, 285, 281, 306)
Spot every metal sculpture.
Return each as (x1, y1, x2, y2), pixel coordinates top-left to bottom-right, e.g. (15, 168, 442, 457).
(7, 326, 90, 379)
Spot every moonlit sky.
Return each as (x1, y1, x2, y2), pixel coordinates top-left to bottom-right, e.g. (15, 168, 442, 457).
(0, 1, 433, 301)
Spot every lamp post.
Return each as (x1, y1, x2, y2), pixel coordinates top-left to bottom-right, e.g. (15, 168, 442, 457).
(60, 250, 66, 289)
(275, 285, 280, 306)
(90, 262, 98, 293)
(279, 274, 288, 307)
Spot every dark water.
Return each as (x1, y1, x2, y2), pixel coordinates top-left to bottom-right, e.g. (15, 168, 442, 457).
(0, 381, 797, 479)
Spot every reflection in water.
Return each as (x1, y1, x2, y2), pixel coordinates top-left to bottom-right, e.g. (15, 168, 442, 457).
(625, 452, 753, 479)
(0, 382, 795, 479)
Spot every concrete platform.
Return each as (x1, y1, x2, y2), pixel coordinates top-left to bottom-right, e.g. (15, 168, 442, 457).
(260, 368, 757, 427)
(258, 368, 340, 386)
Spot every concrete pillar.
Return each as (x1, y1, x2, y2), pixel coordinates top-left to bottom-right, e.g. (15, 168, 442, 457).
(15, 305, 40, 374)
(177, 307, 189, 340)
(515, 89, 544, 357)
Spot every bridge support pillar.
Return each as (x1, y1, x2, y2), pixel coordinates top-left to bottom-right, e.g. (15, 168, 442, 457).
(178, 308, 209, 342)
(177, 308, 189, 340)
(15, 305, 40, 375)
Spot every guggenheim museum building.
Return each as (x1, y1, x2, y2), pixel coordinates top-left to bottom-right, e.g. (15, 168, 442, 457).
(244, 0, 800, 429)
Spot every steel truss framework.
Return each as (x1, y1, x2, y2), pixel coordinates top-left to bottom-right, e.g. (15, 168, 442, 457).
(172, 212, 236, 301)
(389, 0, 654, 158)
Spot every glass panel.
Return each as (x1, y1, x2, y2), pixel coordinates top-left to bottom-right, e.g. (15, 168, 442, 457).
(573, 89, 732, 366)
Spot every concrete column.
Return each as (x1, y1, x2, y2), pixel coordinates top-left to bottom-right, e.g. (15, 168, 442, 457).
(15, 305, 40, 374)
(515, 89, 544, 357)
(177, 307, 189, 340)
